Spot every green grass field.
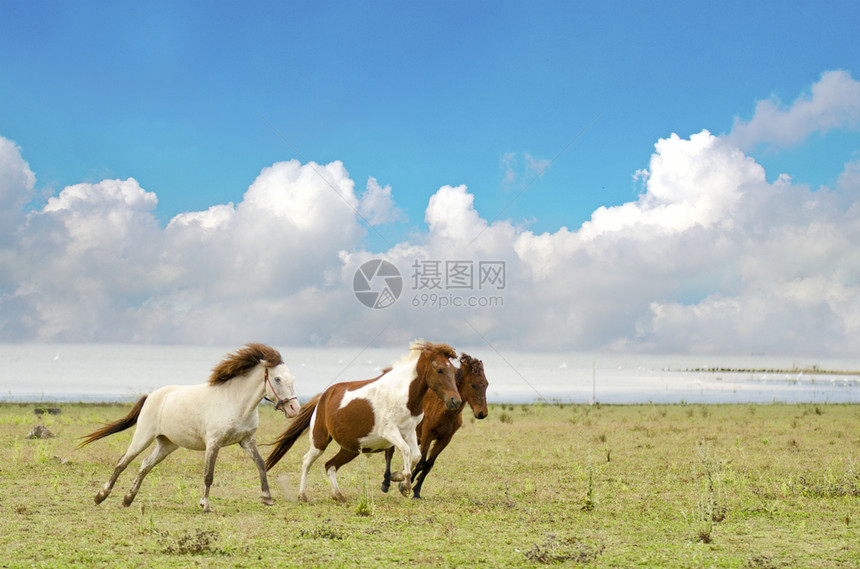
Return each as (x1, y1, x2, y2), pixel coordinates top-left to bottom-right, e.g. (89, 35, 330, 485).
(0, 402, 857, 568)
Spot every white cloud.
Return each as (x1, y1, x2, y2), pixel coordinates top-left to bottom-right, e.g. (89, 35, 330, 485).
(3, 177, 163, 341)
(0, 160, 366, 343)
(508, 124, 860, 354)
(727, 70, 860, 151)
(2, 74, 860, 354)
(0, 136, 36, 246)
(500, 152, 517, 186)
(577, 131, 762, 240)
(425, 185, 484, 242)
(358, 177, 405, 226)
(500, 152, 552, 189)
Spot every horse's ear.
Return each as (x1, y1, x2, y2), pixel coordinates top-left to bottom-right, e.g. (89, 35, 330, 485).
(459, 353, 472, 363)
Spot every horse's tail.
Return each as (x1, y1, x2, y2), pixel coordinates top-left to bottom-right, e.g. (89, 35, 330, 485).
(265, 394, 320, 471)
(77, 395, 148, 448)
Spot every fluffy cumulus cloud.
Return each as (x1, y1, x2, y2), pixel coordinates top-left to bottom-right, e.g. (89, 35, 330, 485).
(510, 118, 860, 354)
(0, 156, 366, 343)
(0, 137, 36, 246)
(727, 70, 860, 151)
(358, 177, 405, 226)
(2, 71, 860, 354)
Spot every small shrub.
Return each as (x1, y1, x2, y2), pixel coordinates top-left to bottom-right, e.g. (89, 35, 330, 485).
(523, 534, 604, 564)
(696, 523, 713, 544)
(158, 529, 221, 555)
(300, 526, 344, 540)
(746, 554, 776, 569)
(355, 495, 373, 517)
(355, 478, 375, 516)
(694, 440, 727, 542)
(582, 466, 595, 511)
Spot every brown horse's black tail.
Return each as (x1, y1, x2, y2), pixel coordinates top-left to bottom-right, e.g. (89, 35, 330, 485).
(77, 395, 148, 448)
(265, 394, 320, 471)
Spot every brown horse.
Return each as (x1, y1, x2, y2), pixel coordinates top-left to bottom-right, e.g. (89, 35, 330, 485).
(265, 340, 461, 502)
(380, 353, 489, 498)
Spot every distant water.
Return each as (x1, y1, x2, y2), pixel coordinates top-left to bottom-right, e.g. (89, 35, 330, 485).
(1, 343, 858, 404)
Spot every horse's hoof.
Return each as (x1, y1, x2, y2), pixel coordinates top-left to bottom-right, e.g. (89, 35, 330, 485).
(390, 472, 404, 482)
(298, 493, 308, 503)
(380, 482, 390, 493)
(261, 496, 274, 506)
(398, 482, 411, 497)
(411, 494, 422, 500)
(333, 492, 347, 503)
(122, 495, 134, 507)
(94, 491, 107, 505)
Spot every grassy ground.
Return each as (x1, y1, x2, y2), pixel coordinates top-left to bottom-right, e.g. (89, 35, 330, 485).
(0, 401, 857, 568)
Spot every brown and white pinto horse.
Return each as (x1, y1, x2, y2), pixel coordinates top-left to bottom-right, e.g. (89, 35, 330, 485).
(381, 353, 489, 498)
(78, 343, 301, 512)
(265, 340, 461, 502)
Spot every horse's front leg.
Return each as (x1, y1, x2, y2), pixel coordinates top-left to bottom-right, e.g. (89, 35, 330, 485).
(386, 429, 419, 497)
(239, 437, 273, 506)
(412, 437, 450, 500)
(199, 445, 221, 513)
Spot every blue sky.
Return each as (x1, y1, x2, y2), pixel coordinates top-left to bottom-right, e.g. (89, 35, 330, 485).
(2, 2, 860, 354)
(3, 2, 858, 247)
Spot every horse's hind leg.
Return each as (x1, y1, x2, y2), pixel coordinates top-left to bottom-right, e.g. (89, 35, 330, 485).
(96, 456, 133, 505)
(324, 448, 359, 503)
(95, 432, 156, 505)
(122, 436, 178, 507)
(380, 447, 395, 493)
(239, 437, 273, 506)
(298, 445, 324, 502)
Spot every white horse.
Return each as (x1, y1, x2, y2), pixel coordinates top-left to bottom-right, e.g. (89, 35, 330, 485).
(78, 343, 301, 512)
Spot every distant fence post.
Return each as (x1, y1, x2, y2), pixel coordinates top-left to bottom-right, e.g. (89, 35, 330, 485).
(591, 360, 596, 405)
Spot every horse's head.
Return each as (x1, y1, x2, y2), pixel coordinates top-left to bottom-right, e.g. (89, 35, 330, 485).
(458, 354, 489, 420)
(264, 362, 301, 418)
(212, 344, 302, 418)
(417, 342, 461, 411)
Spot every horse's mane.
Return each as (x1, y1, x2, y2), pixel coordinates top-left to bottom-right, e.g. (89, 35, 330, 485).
(409, 339, 457, 360)
(209, 343, 283, 385)
(460, 353, 484, 374)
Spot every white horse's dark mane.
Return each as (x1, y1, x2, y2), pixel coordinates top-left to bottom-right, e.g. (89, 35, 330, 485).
(209, 343, 283, 385)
